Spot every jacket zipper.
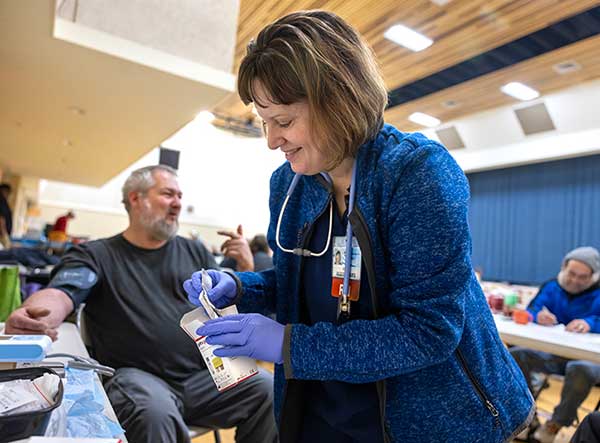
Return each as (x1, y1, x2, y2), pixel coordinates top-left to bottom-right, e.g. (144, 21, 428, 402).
(355, 204, 498, 436)
(456, 348, 500, 426)
(278, 194, 331, 437)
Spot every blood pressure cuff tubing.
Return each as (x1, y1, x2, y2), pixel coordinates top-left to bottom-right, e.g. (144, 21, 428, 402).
(47, 266, 98, 308)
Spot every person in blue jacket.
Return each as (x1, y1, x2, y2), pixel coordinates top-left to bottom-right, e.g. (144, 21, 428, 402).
(184, 10, 533, 443)
(510, 246, 600, 443)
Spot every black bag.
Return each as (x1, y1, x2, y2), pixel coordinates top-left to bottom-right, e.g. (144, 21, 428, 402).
(0, 367, 64, 443)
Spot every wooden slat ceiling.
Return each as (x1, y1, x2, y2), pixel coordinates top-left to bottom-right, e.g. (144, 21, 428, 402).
(387, 32, 600, 131)
(214, 0, 600, 131)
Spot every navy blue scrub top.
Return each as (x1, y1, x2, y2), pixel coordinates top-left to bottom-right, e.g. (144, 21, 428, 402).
(300, 199, 384, 443)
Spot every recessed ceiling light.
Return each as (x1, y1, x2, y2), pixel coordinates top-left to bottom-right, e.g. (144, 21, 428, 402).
(409, 112, 441, 127)
(500, 82, 540, 101)
(384, 24, 433, 52)
(430, 0, 452, 5)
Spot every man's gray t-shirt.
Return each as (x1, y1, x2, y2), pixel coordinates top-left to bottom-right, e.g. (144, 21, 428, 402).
(48, 234, 217, 382)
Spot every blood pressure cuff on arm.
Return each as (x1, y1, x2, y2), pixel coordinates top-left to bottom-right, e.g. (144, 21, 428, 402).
(47, 266, 98, 308)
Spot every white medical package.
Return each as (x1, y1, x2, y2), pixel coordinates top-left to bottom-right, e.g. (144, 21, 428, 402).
(180, 270, 258, 392)
(0, 373, 60, 415)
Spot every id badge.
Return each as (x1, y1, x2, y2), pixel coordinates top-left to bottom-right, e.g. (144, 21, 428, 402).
(331, 236, 361, 301)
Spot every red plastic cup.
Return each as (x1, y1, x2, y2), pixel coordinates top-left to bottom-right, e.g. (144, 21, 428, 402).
(513, 309, 532, 325)
(489, 294, 504, 313)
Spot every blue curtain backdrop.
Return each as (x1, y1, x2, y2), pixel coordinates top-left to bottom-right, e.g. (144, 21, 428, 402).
(467, 154, 600, 285)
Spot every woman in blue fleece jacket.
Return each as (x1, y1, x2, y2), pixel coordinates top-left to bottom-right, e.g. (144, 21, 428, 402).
(183, 10, 533, 442)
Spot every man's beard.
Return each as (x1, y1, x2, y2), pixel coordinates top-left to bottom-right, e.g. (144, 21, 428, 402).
(139, 204, 178, 241)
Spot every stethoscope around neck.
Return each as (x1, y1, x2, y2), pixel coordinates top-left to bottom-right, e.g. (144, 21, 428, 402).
(275, 161, 358, 319)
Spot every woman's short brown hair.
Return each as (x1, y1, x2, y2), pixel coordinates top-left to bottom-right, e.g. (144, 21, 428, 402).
(238, 10, 388, 170)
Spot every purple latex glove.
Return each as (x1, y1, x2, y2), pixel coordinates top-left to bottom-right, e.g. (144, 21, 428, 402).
(196, 313, 284, 364)
(183, 270, 237, 309)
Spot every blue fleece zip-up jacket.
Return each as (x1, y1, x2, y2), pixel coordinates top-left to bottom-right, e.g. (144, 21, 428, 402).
(528, 280, 600, 332)
(236, 124, 534, 442)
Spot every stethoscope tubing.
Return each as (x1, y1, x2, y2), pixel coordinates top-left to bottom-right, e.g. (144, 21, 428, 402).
(275, 162, 357, 301)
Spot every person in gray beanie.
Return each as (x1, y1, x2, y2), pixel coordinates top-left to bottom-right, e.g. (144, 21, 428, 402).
(560, 246, 600, 290)
(510, 246, 600, 442)
(564, 246, 600, 273)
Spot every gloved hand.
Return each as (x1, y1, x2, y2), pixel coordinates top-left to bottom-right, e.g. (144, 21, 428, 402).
(196, 313, 284, 364)
(183, 270, 237, 309)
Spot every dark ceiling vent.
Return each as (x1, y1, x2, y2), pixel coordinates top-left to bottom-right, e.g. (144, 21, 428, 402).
(553, 60, 582, 75)
(442, 99, 460, 109)
(436, 125, 465, 150)
(514, 102, 556, 135)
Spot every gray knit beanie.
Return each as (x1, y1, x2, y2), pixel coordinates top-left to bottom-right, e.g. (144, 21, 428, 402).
(564, 247, 600, 274)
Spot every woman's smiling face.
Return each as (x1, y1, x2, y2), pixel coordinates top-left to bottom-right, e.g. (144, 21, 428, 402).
(253, 81, 330, 175)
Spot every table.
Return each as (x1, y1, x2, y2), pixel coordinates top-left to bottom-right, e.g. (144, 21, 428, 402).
(0, 322, 126, 441)
(494, 314, 600, 364)
(46, 323, 127, 442)
(49, 323, 89, 357)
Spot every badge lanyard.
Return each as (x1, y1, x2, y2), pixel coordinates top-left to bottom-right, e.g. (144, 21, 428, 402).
(337, 161, 357, 320)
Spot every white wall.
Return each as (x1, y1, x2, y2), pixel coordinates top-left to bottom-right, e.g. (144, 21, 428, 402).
(422, 78, 600, 172)
(164, 117, 282, 234)
(39, 118, 283, 246)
